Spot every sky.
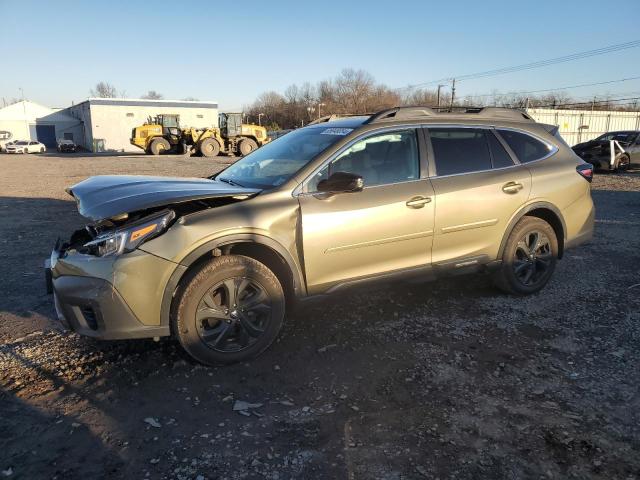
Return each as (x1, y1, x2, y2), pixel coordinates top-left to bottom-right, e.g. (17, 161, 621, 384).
(1, 0, 640, 110)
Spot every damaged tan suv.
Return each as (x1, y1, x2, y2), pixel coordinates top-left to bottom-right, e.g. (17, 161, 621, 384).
(47, 107, 595, 365)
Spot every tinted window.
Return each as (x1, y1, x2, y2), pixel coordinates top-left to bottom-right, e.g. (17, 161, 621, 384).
(498, 129, 551, 163)
(307, 130, 419, 191)
(429, 128, 491, 175)
(487, 131, 514, 168)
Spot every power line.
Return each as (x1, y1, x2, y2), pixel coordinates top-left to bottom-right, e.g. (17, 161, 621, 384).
(465, 75, 640, 99)
(396, 40, 640, 91)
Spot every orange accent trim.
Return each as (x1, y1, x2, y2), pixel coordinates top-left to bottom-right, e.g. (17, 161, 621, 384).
(130, 224, 157, 242)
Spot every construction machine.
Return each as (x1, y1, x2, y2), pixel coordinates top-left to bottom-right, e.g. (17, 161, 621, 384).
(130, 113, 270, 157)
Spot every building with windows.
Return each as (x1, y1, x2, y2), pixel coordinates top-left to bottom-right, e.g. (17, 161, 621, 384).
(61, 98, 219, 152)
(0, 100, 82, 150)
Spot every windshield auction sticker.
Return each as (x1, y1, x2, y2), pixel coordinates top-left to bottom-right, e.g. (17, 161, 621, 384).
(321, 128, 353, 136)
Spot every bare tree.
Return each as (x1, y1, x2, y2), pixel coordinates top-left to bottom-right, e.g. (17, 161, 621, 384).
(141, 90, 164, 100)
(244, 69, 639, 128)
(90, 82, 119, 98)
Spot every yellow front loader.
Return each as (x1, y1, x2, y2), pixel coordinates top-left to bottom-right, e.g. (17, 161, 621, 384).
(130, 113, 270, 157)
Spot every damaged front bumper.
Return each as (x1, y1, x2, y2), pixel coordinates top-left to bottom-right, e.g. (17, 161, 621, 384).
(45, 237, 179, 340)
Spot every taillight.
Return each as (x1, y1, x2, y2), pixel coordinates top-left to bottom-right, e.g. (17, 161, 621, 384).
(576, 163, 593, 183)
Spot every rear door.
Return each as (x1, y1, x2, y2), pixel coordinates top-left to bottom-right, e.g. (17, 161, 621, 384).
(298, 128, 435, 293)
(427, 126, 532, 265)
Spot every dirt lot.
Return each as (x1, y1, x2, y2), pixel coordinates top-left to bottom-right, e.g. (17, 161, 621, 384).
(1, 152, 639, 480)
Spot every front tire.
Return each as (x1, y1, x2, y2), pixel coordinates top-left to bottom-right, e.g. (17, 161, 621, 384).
(199, 138, 220, 157)
(494, 216, 558, 295)
(149, 138, 170, 155)
(173, 255, 285, 365)
(238, 138, 258, 156)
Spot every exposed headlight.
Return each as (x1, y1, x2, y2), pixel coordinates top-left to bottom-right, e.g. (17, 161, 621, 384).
(84, 210, 175, 257)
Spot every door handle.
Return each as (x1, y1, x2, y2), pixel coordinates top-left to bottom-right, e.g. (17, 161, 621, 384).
(406, 196, 432, 208)
(502, 182, 523, 194)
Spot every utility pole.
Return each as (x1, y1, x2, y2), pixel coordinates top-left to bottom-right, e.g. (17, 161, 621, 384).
(449, 79, 456, 111)
(318, 102, 326, 119)
(436, 84, 445, 108)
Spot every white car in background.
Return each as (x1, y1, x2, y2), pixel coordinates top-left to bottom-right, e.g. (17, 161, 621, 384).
(5, 140, 46, 154)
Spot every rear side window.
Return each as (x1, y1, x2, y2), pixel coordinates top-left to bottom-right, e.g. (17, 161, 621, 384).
(497, 129, 552, 163)
(487, 131, 514, 168)
(429, 128, 492, 176)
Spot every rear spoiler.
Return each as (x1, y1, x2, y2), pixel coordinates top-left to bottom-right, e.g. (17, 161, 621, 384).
(540, 123, 559, 136)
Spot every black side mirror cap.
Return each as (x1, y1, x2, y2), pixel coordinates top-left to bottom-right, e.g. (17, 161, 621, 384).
(317, 171, 364, 194)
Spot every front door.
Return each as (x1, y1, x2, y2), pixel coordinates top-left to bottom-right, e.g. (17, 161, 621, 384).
(426, 127, 532, 264)
(298, 129, 435, 293)
(625, 134, 640, 162)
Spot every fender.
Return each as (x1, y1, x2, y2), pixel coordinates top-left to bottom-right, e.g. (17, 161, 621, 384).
(497, 201, 567, 260)
(159, 233, 306, 327)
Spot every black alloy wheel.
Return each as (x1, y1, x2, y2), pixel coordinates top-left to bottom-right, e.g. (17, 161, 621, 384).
(173, 255, 286, 365)
(512, 230, 553, 287)
(494, 216, 558, 295)
(195, 276, 272, 353)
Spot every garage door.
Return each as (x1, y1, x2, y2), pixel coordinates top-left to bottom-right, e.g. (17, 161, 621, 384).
(35, 125, 56, 147)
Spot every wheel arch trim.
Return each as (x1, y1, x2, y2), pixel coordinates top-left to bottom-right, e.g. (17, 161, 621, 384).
(498, 201, 567, 260)
(159, 233, 305, 327)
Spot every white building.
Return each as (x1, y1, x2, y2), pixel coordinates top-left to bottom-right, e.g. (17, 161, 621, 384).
(0, 101, 83, 149)
(526, 108, 640, 146)
(62, 98, 219, 152)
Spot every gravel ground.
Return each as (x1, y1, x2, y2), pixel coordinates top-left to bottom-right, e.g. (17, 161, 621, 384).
(1, 153, 639, 480)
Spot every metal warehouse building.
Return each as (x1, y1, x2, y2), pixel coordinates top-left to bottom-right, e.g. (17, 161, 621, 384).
(527, 108, 640, 145)
(62, 98, 219, 152)
(0, 101, 83, 149)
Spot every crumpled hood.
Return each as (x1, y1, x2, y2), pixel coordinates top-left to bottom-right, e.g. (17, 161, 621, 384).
(573, 139, 631, 151)
(67, 175, 261, 222)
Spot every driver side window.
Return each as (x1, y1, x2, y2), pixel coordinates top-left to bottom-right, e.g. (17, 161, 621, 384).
(307, 129, 419, 191)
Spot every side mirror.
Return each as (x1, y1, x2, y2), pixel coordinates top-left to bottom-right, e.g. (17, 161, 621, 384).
(317, 171, 364, 194)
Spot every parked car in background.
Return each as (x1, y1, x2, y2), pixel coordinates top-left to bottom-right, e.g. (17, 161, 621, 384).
(572, 130, 639, 171)
(5, 140, 46, 154)
(47, 106, 595, 366)
(57, 139, 77, 153)
(1, 140, 16, 152)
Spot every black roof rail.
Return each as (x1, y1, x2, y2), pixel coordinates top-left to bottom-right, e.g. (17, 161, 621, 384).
(366, 105, 534, 124)
(308, 113, 369, 125)
(469, 107, 534, 121)
(365, 106, 436, 124)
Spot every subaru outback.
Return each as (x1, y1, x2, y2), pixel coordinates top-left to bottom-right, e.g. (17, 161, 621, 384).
(47, 107, 595, 365)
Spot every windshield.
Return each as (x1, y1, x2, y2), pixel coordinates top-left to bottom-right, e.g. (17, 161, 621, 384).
(217, 127, 351, 188)
(595, 132, 637, 143)
(16, 141, 28, 145)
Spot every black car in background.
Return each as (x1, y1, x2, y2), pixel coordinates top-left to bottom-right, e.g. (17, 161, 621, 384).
(572, 130, 639, 172)
(57, 139, 77, 153)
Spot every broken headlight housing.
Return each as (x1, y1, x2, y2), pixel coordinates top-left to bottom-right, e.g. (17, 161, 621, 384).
(84, 210, 175, 257)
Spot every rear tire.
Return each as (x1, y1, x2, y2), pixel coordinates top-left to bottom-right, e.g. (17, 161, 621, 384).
(613, 153, 630, 172)
(493, 216, 558, 295)
(149, 138, 170, 155)
(199, 138, 220, 158)
(173, 255, 285, 366)
(239, 138, 258, 156)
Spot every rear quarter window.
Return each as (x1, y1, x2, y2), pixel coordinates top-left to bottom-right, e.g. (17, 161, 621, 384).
(497, 129, 553, 163)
